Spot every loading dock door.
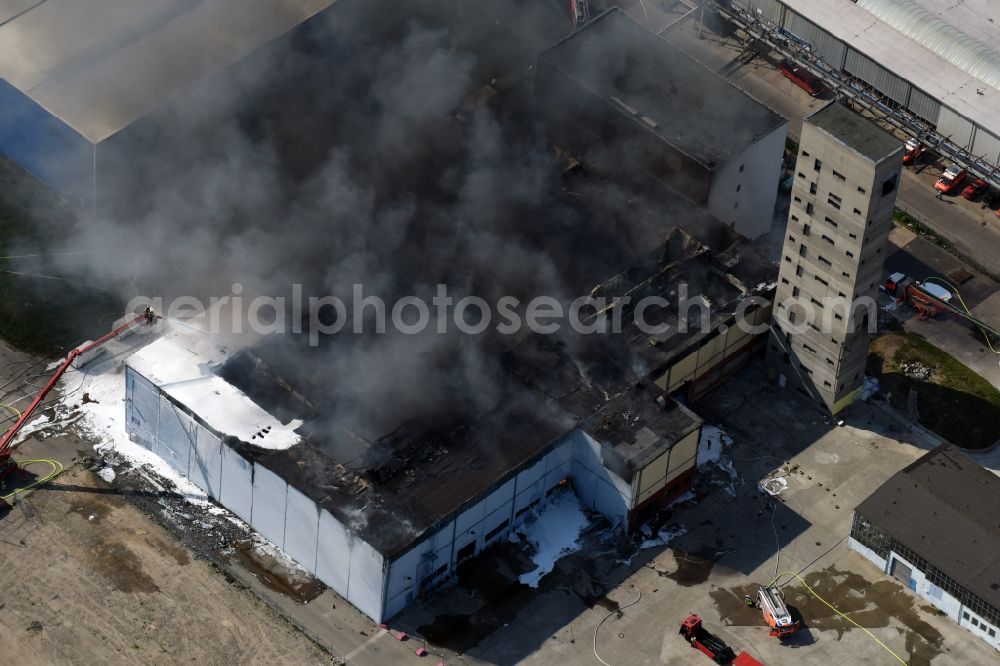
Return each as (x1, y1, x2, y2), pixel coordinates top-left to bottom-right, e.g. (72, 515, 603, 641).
(891, 558, 912, 585)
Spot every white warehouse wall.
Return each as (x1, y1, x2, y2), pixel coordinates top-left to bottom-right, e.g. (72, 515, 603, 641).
(851, 538, 1000, 651)
(125, 365, 387, 622)
(708, 121, 789, 239)
(126, 365, 661, 623)
(251, 464, 288, 550)
(847, 536, 887, 572)
(315, 509, 355, 600)
(284, 485, 320, 573)
(887, 552, 963, 621)
(217, 444, 253, 524)
(569, 429, 631, 523)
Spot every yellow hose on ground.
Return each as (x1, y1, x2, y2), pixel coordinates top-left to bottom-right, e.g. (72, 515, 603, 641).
(0, 402, 21, 419)
(0, 459, 64, 504)
(923, 276, 1000, 354)
(769, 571, 908, 665)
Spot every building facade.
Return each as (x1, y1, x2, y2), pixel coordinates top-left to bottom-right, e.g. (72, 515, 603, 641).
(850, 445, 1000, 652)
(124, 326, 704, 623)
(766, 102, 902, 413)
(537, 8, 788, 240)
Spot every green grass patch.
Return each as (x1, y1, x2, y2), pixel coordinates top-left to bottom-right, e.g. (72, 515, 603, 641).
(892, 208, 954, 251)
(868, 332, 1000, 449)
(0, 154, 122, 356)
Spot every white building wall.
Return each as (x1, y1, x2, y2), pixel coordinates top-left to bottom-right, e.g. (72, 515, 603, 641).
(217, 444, 253, 523)
(125, 368, 160, 448)
(155, 398, 195, 474)
(708, 121, 789, 239)
(345, 535, 387, 622)
(383, 543, 425, 619)
(126, 367, 658, 623)
(284, 485, 320, 574)
(125, 366, 391, 621)
(852, 537, 999, 651)
(250, 465, 288, 550)
(887, 552, 962, 620)
(569, 430, 631, 523)
(848, 536, 888, 572)
(513, 457, 547, 516)
(315, 509, 352, 597)
(543, 436, 574, 490)
(959, 608, 1000, 651)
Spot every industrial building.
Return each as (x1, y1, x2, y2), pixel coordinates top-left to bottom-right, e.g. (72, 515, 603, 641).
(728, 0, 1000, 172)
(0, 0, 338, 205)
(2, 0, 784, 625)
(850, 445, 1000, 652)
(586, 229, 776, 403)
(121, 225, 775, 622)
(536, 8, 788, 240)
(766, 102, 903, 414)
(124, 325, 703, 622)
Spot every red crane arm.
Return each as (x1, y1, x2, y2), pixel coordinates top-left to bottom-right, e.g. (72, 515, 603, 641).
(0, 309, 157, 459)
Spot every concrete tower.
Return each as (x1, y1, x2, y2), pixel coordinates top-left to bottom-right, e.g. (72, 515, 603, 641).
(766, 102, 903, 414)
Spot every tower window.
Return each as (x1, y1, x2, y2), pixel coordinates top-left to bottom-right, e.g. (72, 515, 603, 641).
(882, 173, 898, 195)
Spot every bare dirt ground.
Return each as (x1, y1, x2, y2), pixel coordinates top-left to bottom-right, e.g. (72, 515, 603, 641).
(0, 439, 333, 666)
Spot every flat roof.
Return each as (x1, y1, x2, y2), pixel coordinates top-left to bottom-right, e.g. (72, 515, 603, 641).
(583, 389, 701, 477)
(780, 0, 1000, 138)
(539, 7, 785, 169)
(0, 0, 337, 143)
(126, 325, 302, 450)
(806, 102, 904, 163)
(856, 444, 1000, 611)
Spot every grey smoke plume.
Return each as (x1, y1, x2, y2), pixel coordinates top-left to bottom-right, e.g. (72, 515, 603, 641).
(49, 0, 723, 437)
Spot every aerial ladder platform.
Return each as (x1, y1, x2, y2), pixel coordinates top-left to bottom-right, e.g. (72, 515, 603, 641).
(0, 308, 159, 502)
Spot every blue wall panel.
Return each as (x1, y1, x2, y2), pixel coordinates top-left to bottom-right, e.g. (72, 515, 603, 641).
(0, 79, 93, 205)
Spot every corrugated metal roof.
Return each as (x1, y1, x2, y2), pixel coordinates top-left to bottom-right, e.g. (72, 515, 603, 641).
(857, 0, 1000, 90)
(779, 0, 1000, 141)
(855, 444, 1000, 611)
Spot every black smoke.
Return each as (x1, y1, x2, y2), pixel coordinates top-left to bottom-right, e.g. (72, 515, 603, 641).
(51, 0, 724, 439)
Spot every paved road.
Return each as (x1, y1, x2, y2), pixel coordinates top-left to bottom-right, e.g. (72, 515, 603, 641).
(664, 19, 1000, 274)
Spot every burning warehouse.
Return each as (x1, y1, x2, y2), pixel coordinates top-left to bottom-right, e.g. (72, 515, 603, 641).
(122, 226, 776, 622)
(2, 0, 785, 626)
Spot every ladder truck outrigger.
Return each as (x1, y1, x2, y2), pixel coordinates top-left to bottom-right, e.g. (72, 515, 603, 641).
(0, 308, 159, 502)
(884, 273, 1000, 350)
